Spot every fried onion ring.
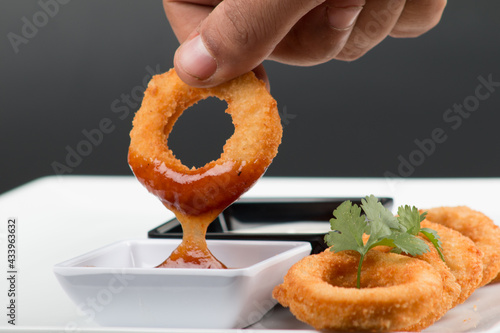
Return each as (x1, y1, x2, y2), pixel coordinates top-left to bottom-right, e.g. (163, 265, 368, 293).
(424, 206, 500, 286)
(129, 68, 282, 219)
(400, 236, 461, 331)
(368, 235, 461, 331)
(273, 250, 444, 331)
(490, 274, 500, 284)
(128, 69, 282, 268)
(421, 220, 483, 304)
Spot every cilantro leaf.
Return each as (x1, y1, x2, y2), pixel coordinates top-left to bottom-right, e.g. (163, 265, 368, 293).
(325, 201, 366, 253)
(388, 231, 429, 256)
(397, 206, 444, 260)
(325, 200, 370, 288)
(397, 205, 425, 235)
(361, 195, 400, 238)
(421, 227, 445, 261)
(324, 195, 444, 289)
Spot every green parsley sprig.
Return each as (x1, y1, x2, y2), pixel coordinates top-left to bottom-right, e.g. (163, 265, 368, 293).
(324, 195, 443, 289)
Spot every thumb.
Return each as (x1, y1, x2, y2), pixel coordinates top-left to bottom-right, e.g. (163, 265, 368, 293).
(174, 0, 322, 87)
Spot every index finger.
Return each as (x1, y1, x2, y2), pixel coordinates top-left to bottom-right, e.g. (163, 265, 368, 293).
(163, 0, 219, 42)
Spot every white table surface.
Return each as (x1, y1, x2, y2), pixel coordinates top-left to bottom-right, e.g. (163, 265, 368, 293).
(1, 175, 499, 332)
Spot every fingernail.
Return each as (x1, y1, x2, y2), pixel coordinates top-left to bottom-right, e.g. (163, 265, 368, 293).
(178, 35, 217, 80)
(327, 6, 363, 30)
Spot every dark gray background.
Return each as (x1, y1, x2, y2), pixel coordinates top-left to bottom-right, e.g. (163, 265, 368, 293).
(1, 0, 499, 194)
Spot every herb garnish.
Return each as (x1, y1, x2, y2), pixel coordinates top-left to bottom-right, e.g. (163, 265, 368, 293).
(324, 195, 443, 289)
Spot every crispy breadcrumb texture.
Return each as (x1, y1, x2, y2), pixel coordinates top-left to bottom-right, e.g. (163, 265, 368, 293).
(425, 206, 500, 286)
(273, 250, 445, 331)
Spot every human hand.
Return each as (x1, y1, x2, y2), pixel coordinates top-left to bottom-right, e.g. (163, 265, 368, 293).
(163, 0, 447, 87)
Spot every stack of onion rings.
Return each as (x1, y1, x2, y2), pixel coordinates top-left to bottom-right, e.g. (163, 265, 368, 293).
(399, 236, 461, 331)
(274, 206, 500, 331)
(420, 220, 483, 304)
(424, 206, 500, 286)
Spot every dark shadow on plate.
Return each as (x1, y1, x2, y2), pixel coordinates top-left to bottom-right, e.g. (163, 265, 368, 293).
(148, 197, 393, 254)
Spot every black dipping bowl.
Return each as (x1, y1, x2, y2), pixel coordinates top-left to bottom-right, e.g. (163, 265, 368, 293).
(148, 197, 393, 254)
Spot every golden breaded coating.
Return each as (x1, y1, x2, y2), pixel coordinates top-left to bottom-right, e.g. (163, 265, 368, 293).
(425, 206, 500, 286)
(275, 206, 497, 331)
(422, 220, 483, 304)
(129, 68, 282, 217)
(490, 273, 500, 284)
(128, 68, 282, 268)
(401, 236, 461, 331)
(273, 250, 444, 332)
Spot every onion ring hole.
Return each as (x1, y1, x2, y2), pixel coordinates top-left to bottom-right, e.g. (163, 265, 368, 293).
(167, 97, 233, 169)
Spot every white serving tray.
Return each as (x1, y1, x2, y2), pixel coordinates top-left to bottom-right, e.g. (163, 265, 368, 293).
(1, 176, 500, 332)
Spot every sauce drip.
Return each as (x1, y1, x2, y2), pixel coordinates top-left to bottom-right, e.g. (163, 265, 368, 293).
(156, 211, 227, 269)
(129, 152, 265, 269)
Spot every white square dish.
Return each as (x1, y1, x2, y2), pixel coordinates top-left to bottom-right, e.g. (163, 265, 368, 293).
(53, 239, 311, 329)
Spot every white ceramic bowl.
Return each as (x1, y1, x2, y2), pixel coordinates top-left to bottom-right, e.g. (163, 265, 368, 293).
(53, 239, 311, 329)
